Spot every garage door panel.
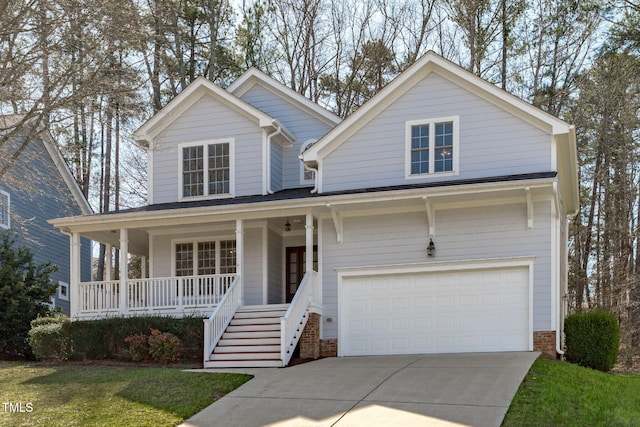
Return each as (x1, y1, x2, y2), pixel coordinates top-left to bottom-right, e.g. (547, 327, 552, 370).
(341, 266, 529, 356)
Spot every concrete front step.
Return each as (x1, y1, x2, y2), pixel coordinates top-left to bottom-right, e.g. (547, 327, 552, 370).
(236, 304, 289, 312)
(204, 359, 282, 368)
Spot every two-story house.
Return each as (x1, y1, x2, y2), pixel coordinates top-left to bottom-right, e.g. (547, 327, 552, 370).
(51, 52, 578, 367)
(1, 116, 92, 315)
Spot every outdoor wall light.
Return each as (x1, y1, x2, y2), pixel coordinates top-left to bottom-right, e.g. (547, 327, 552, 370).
(284, 218, 291, 232)
(427, 238, 436, 257)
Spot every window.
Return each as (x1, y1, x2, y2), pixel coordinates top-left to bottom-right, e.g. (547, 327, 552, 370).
(406, 117, 459, 178)
(300, 139, 317, 184)
(173, 239, 236, 276)
(58, 282, 69, 301)
(179, 140, 233, 199)
(0, 190, 9, 229)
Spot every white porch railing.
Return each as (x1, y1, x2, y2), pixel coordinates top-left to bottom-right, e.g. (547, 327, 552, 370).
(76, 274, 236, 318)
(281, 270, 317, 366)
(203, 276, 242, 363)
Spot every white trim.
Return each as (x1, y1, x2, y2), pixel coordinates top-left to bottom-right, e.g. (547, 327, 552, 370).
(58, 281, 70, 301)
(148, 147, 154, 205)
(262, 223, 268, 304)
(336, 256, 536, 357)
(177, 138, 235, 201)
(0, 190, 9, 229)
(405, 116, 459, 179)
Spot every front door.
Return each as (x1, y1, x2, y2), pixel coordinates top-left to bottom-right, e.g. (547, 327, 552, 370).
(285, 246, 318, 303)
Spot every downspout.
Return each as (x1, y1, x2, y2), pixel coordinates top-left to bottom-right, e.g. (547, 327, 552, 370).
(553, 183, 565, 356)
(266, 122, 284, 195)
(303, 161, 319, 194)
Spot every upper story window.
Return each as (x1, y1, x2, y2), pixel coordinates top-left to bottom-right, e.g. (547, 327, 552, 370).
(179, 139, 234, 200)
(0, 190, 9, 229)
(406, 117, 459, 178)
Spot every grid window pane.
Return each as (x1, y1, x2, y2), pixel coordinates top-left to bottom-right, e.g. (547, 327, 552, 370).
(208, 143, 230, 195)
(410, 125, 429, 175)
(219, 240, 236, 274)
(175, 243, 194, 276)
(434, 121, 454, 172)
(182, 146, 204, 197)
(197, 241, 216, 275)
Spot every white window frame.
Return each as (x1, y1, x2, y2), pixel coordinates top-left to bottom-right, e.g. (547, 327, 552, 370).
(171, 236, 237, 276)
(0, 190, 9, 229)
(300, 139, 317, 185)
(58, 281, 69, 301)
(405, 116, 459, 179)
(178, 138, 235, 201)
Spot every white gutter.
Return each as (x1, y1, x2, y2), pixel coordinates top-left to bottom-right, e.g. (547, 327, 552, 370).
(302, 160, 319, 194)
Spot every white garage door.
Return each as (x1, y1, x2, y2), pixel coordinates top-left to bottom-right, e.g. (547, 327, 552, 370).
(340, 266, 530, 356)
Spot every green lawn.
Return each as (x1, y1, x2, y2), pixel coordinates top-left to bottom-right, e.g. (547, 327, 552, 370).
(0, 362, 252, 427)
(503, 359, 640, 427)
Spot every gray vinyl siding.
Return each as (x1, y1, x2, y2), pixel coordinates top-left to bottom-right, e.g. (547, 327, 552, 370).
(271, 144, 283, 192)
(322, 73, 553, 192)
(0, 135, 91, 315)
(238, 85, 334, 189)
(320, 201, 553, 340)
(151, 94, 264, 204)
(268, 228, 284, 303)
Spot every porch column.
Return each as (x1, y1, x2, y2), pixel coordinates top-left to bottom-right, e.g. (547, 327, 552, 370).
(236, 219, 244, 305)
(119, 228, 129, 315)
(141, 256, 147, 279)
(70, 232, 81, 318)
(105, 243, 112, 281)
(305, 213, 314, 275)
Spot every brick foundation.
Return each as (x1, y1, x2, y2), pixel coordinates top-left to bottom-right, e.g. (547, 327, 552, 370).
(319, 338, 338, 358)
(299, 313, 320, 359)
(533, 331, 557, 359)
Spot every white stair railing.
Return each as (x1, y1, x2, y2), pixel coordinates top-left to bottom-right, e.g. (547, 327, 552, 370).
(203, 276, 242, 363)
(281, 271, 316, 367)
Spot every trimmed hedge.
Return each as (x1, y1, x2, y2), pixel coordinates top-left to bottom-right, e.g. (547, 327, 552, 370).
(29, 317, 71, 361)
(564, 311, 619, 372)
(29, 316, 204, 363)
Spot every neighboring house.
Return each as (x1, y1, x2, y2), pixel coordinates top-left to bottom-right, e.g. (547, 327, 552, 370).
(0, 116, 92, 315)
(51, 52, 578, 367)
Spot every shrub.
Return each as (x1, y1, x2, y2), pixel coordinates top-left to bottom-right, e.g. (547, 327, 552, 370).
(64, 316, 203, 362)
(0, 231, 58, 359)
(124, 333, 150, 362)
(29, 319, 71, 360)
(564, 311, 619, 372)
(148, 329, 181, 363)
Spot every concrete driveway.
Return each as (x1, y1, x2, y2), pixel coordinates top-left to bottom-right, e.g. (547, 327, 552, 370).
(181, 352, 539, 427)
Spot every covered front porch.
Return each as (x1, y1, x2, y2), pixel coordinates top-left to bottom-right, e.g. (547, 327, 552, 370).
(64, 212, 320, 320)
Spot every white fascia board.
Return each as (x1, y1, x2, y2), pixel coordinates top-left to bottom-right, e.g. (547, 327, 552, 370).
(49, 175, 557, 232)
(228, 68, 342, 127)
(303, 51, 572, 163)
(132, 76, 275, 146)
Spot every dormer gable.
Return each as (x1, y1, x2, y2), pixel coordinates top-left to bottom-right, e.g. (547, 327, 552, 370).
(132, 76, 294, 148)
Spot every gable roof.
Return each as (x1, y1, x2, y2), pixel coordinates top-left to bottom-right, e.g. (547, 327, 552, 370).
(228, 68, 342, 128)
(132, 76, 295, 146)
(301, 50, 578, 215)
(1, 115, 92, 215)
